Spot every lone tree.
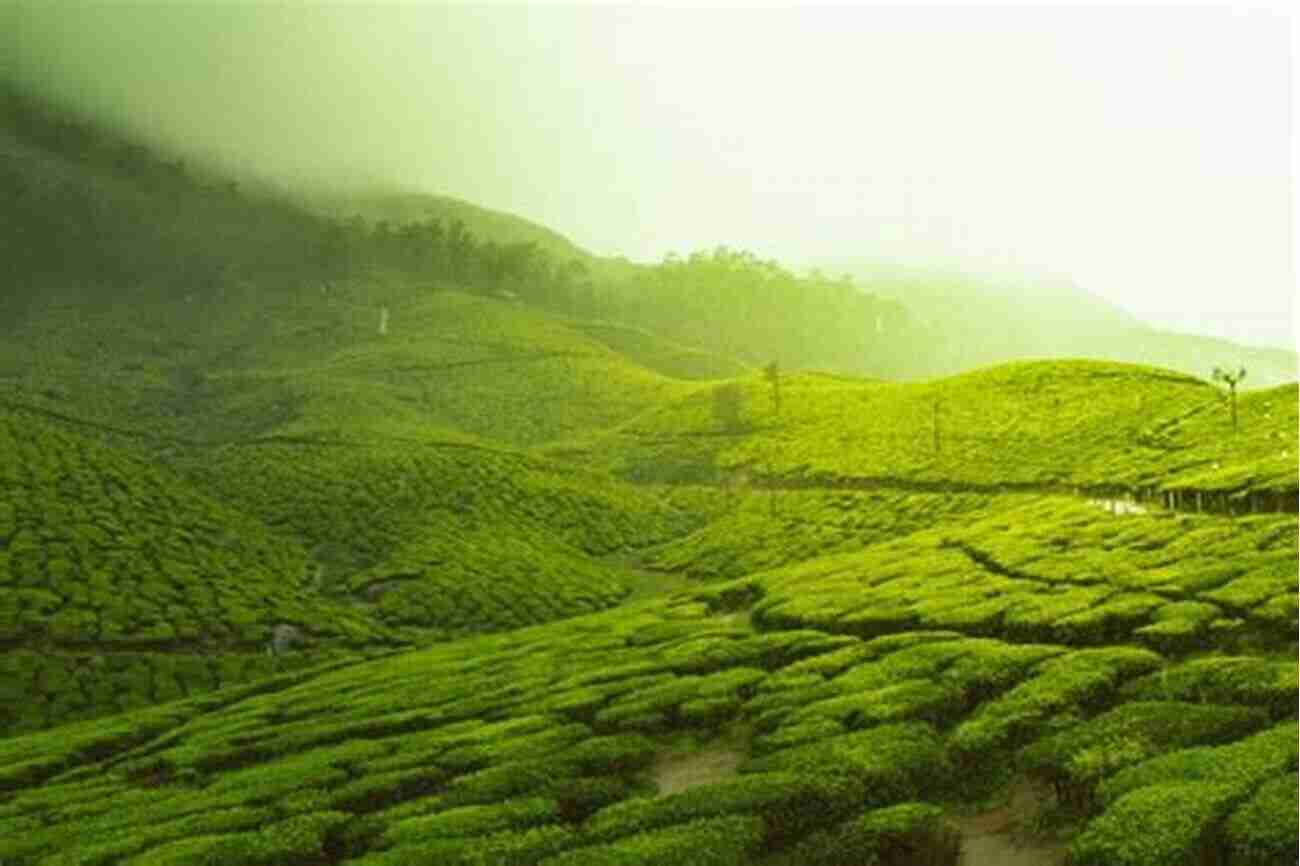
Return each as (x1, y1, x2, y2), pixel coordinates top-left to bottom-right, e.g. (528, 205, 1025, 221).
(763, 360, 782, 416)
(713, 383, 746, 433)
(1211, 365, 1247, 433)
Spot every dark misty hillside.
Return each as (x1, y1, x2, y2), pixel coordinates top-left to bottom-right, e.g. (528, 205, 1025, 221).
(0, 82, 599, 331)
(308, 191, 592, 265)
(0, 81, 918, 385)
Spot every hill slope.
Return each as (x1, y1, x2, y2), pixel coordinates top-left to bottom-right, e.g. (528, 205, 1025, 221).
(0, 493, 1293, 865)
(840, 263, 1298, 386)
(554, 359, 1297, 506)
(306, 191, 591, 265)
(0, 74, 1296, 866)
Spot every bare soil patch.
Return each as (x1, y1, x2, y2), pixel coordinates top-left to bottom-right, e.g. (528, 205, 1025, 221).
(951, 777, 1068, 866)
(651, 745, 744, 797)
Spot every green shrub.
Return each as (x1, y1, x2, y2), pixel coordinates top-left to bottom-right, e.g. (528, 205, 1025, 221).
(774, 801, 960, 866)
(1019, 701, 1268, 812)
(785, 679, 961, 730)
(948, 647, 1161, 772)
(585, 772, 863, 848)
(120, 810, 351, 866)
(1097, 721, 1298, 807)
(382, 797, 561, 846)
(438, 758, 569, 808)
(541, 815, 765, 866)
(752, 719, 845, 757)
(545, 775, 637, 823)
(326, 765, 450, 813)
(360, 822, 579, 866)
(553, 734, 658, 776)
(743, 722, 949, 805)
(1120, 655, 1298, 719)
(1222, 772, 1299, 866)
(1069, 783, 1239, 866)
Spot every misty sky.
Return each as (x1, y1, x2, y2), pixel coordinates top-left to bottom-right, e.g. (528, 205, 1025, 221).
(2, 2, 1294, 349)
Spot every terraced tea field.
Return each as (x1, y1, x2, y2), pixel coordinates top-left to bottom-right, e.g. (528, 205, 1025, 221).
(558, 361, 1297, 508)
(0, 539, 1294, 866)
(0, 284, 1295, 865)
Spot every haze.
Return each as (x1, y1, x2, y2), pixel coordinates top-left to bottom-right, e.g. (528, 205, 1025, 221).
(2, 2, 1293, 349)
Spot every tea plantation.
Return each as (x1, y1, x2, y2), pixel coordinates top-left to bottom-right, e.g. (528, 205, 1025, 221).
(0, 561, 1294, 865)
(1, 287, 1296, 865)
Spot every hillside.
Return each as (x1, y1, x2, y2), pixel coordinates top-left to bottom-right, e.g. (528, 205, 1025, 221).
(0, 77, 1296, 866)
(0, 494, 1294, 866)
(553, 359, 1298, 505)
(839, 263, 1298, 387)
(306, 191, 592, 265)
(0, 282, 735, 735)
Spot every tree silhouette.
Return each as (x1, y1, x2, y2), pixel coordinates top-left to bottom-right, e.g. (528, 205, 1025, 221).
(1211, 366, 1247, 433)
(712, 383, 746, 433)
(763, 361, 782, 417)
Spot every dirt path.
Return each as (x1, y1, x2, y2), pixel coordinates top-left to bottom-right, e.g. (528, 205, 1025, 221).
(650, 746, 744, 796)
(950, 778, 1068, 866)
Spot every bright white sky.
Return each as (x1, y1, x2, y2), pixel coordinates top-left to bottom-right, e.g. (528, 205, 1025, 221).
(4, 1, 1296, 349)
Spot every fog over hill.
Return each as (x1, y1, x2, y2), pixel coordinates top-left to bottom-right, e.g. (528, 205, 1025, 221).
(1, 1, 1292, 351)
(0, 8, 1296, 863)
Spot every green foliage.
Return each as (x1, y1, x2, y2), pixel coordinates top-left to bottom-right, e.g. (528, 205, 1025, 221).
(1222, 773, 1299, 865)
(357, 823, 579, 866)
(1020, 701, 1268, 811)
(748, 495, 1296, 650)
(577, 360, 1296, 502)
(948, 647, 1162, 772)
(743, 722, 949, 805)
(381, 797, 562, 846)
(646, 489, 996, 581)
(1069, 782, 1241, 866)
(584, 772, 862, 847)
(1120, 655, 1298, 718)
(571, 321, 750, 381)
(542, 815, 765, 866)
(772, 801, 960, 866)
(1095, 721, 1298, 807)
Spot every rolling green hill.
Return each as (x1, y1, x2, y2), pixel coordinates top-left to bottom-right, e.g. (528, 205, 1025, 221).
(554, 359, 1298, 506)
(0, 405, 404, 737)
(0, 75, 1296, 866)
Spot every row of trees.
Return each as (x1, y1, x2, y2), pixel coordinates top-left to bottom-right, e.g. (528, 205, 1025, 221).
(594, 247, 916, 377)
(314, 216, 594, 308)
